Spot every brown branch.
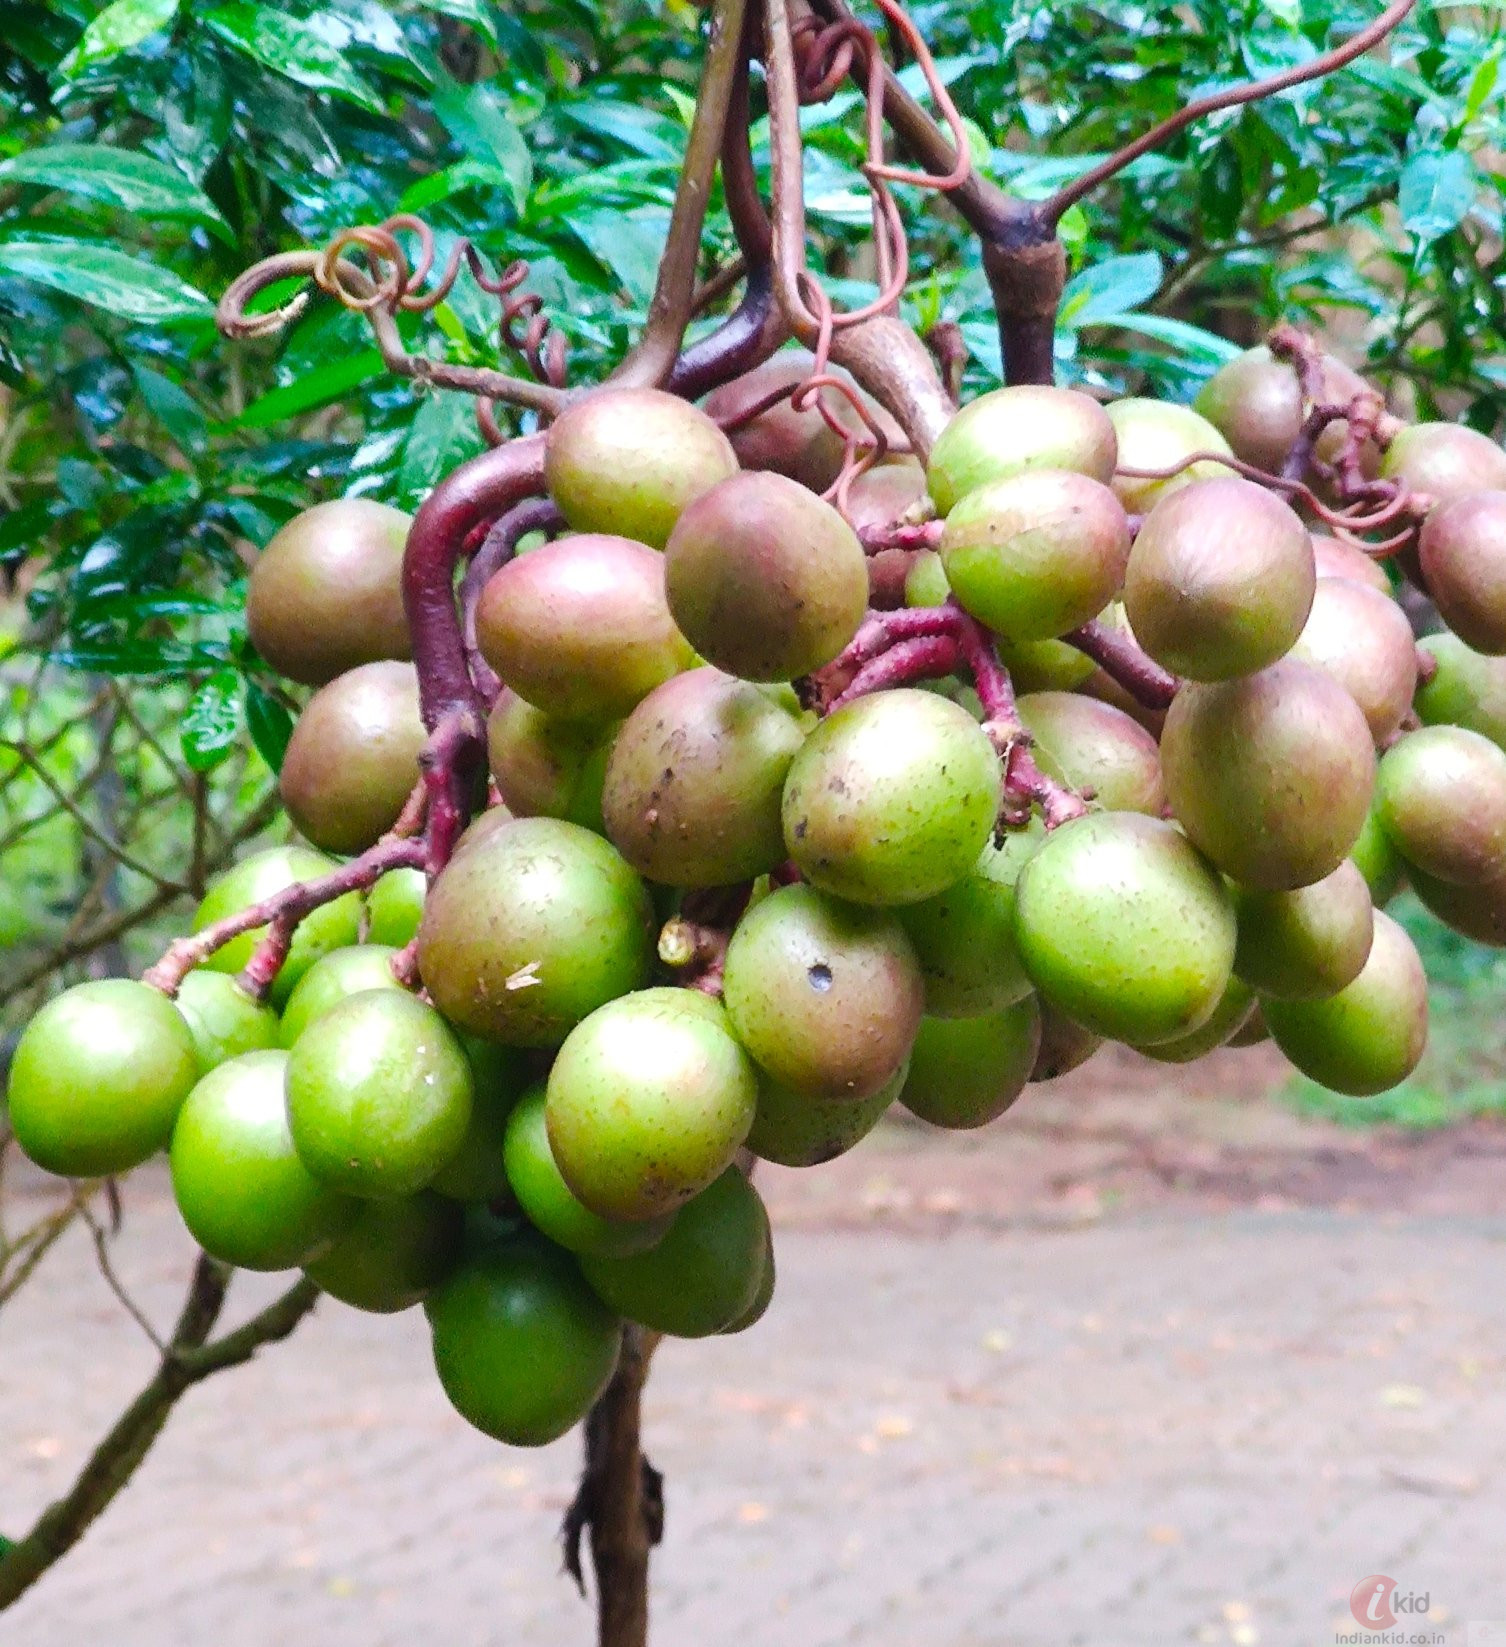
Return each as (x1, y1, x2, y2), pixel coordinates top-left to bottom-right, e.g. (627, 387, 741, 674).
(1063, 620, 1180, 711)
(0, 1258, 317, 1612)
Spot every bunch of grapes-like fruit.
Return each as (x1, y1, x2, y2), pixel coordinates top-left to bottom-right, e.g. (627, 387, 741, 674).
(11, 333, 1506, 1448)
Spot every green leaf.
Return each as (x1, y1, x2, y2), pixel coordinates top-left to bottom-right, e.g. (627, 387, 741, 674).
(0, 240, 212, 323)
(1257, 0, 1301, 24)
(397, 392, 485, 508)
(245, 682, 294, 772)
(432, 75, 532, 212)
(0, 146, 226, 231)
(414, 0, 498, 49)
(1059, 252, 1164, 328)
(133, 364, 209, 453)
(1463, 46, 1503, 125)
(230, 348, 386, 429)
(568, 207, 670, 304)
(1400, 149, 1478, 243)
(1084, 312, 1244, 367)
(57, 0, 179, 77)
(202, 3, 383, 113)
(181, 668, 243, 771)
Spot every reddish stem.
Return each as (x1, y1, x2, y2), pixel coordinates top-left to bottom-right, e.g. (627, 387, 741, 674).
(1064, 620, 1180, 711)
(826, 632, 962, 710)
(460, 496, 562, 708)
(859, 518, 943, 554)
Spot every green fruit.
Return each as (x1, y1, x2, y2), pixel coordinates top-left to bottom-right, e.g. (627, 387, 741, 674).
(279, 661, 426, 855)
(475, 534, 694, 722)
(1376, 725, 1506, 884)
(1161, 661, 1376, 890)
(602, 667, 806, 886)
(417, 815, 654, 1046)
(1014, 812, 1236, 1046)
(1263, 911, 1428, 1095)
(305, 1193, 464, 1312)
(1409, 861, 1506, 945)
(900, 997, 1041, 1128)
(1379, 421, 1506, 509)
(426, 1041, 532, 1203)
(486, 691, 614, 831)
(1123, 477, 1314, 681)
(1139, 975, 1256, 1063)
(723, 883, 924, 1099)
(1106, 398, 1234, 513)
(427, 1234, 622, 1445)
(545, 988, 756, 1221)
(193, 846, 361, 1007)
(746, 1060, 905, 1167)
(782, 690, 1002, 905)
(246, 498, 412, 686)
(544, 387, 738, 548)
(993, 632, 1097, 694)
(895, 824, 1041, 1017)
(1029, 1002, 1103, 1081)
(580, 1167, 768, 1339)
(664, 472, 868, 682)
(721, 1223, 777, 1333)
(1350, 805, 1406, 907)
(927, 385, 1118, 516)
(170, 1050, 356, 1271)
(1233, 861, 1374, 1000)
(174, 970, 279, 1073)
(7, 980, 201, 1177)
(1288, 576, 1417, 744)
(1416, 633, 1506, 748)
(904, 549, 951, 608)
(1016, 692, 1164, 816)
(506, 1085, 675, 1255)
(366, 867, 426, 947)
(286, 990, 474, 1198)
(278, 944, 401, 1047)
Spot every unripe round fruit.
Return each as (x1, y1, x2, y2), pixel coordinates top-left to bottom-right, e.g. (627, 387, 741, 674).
(417, 816, 654, 1046)
(1193, 346, 1368, 475)
(366, 866, 426, 948)
(782, 690, 1002, 905)
(843, 459, 927, 537)
(1016, 692, 1165, 816)
(1106, 398, 1234, 512)
(246, 499, 412, 685)
(746, 1060, 906, 1167)
(304, 1193, 463, 1313)
(579, 1167, 768, 1339)
(426, 1040, 531, 1203)
(507, 1085, 675, 1255)
(193, 846, 361, 1007)
(904, 547, 951, 609)
(278, 944, 400, 1048)
(427, 1234, 622, 1445)
(1351, 804, 1406, 907)
(174, 970, 279, 1073)
(1123, 477, 1314, 681)
(286, 990, 474, 1198)
(1161, 661, 1376, 889)
(1014, 812, 1236, 1045)
(939, 470, 1130, 642)
(7, 980, 200, 1177)
(1233, 860, 1375, 1000)
(927, 385, 1117, 516)
(1263, 911, 1427, 1095)
(722, 883, 924, 1100)
(1417, 490, 1506, 654)
(170, 1051, 355, 1271)
(1029, 1002, 1103, 1082)
(1287, 577, 1417, 743)
(895, 824, 1041, 1017)
(602, 668, 806, 886)
(1375, 725, 1506, 884)
(664, 472, 867, 682)
(1409, 861, 1506, 945)
(1310, 534, 1392, 595)
(1415, 633, 1506, 749)
(279, 662, 425, 855)
(544, 387, 738, 548)
(475, 535, 693, 721)
(545, 988, 756, 1222)
(1379, 421, 1506, 508)
(995, 632, 1097, 694)
(899, 997, 1041, 1128)
(722, 1226, 776, 1334)
(486, 691, 613, 831)
(1139, 975, 1256, 1063)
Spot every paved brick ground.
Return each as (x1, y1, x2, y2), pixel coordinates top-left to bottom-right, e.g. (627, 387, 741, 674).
(4, 1147, 1505, 1647)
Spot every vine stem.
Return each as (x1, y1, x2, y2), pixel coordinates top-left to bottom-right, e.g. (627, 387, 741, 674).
(1064, 620, 1180, 711)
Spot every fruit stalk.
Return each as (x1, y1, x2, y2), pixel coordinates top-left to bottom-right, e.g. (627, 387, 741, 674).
(460, 496, 564, 707)
(1064, 618, 1180, 710)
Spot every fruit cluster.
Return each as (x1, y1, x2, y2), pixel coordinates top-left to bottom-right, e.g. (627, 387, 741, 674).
(10, 334, 1506, 1449)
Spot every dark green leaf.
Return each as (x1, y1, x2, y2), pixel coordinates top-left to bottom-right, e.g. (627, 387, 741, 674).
(230, 349, 387, 429)
(57, 0, 179, 77)
(133, 364, 209, 452)
(414, 0, 498, 49)
(202, 3, 383, 113)
(431, 75, 532, 211)
(397, 392, 485, 508)
(1400, 149, 1478, 242)
(245, 682, 295, 772)
(0, 241, 212, 323)
(1059, 253, 1164, 328)
(181, 668, 243, 771)
(0, 146, 227, 230)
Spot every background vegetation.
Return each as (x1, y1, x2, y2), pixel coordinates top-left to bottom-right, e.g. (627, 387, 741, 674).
(3, 0, 1505, 1119)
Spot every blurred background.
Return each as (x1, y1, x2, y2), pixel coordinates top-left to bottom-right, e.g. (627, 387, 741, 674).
(3, 2, 1506, 1641)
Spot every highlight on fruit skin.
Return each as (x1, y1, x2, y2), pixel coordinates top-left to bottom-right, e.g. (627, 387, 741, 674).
(1379, 420, 1506, 508)
(1286, 576, 1417, 744)
(1416, 489, 1506, 654)
(1374, 724, 1506, 886)
(1105, 398, 1234, 513)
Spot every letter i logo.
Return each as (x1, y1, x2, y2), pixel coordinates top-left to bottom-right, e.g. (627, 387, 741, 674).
(1350, 1575, 1398, 1629)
